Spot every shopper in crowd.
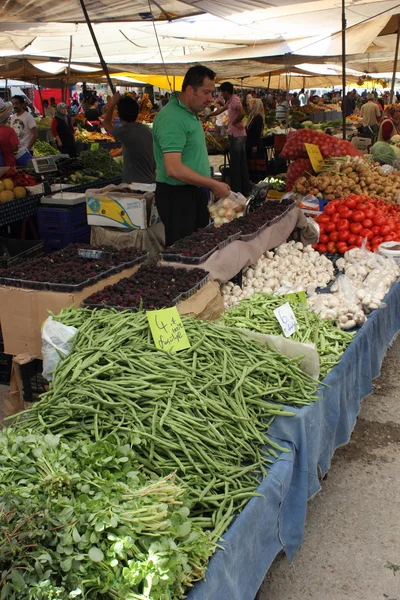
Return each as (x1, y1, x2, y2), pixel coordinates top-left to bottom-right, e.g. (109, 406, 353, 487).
(11, 95, 38, 153)
(104, 92, 155, 185)
(85, 97, 101, 122)
(360, 93, 381, 140)
(211, 81, 251, 196)
(378, 105, 400, 141)
(298, 88, 307, 107)
(0, 99, 19, 167)
(214, 98, 227, 134)
(161, 92, 170, 109)
(70, 99, 80, 115)
(50, 97, 57, 111)
(51, 103, 77, 157)
(290, 92, 301, 108)
(153, 65, 231, 247)
(42, 99, 55, 118)
(246, 98, 266, 183)
(138, 93, 153, 121)
(341, 90, 356, 117)
(275, 94, 289, 123)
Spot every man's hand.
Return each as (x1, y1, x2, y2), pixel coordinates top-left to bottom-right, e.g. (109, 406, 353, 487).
(211, 180, 231, 198)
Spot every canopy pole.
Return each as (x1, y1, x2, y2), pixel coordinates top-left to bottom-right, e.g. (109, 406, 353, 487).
(78, 0, 115, 93)
(341, 0, 347, 140)
(36, 77, 44, 113)
(390, 15, 400, 104)
(5, 78, 8, 102)
(267, 72, 271, 92)
(65, 35, 73, 104)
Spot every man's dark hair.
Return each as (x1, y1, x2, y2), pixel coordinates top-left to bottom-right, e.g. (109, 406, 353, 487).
(182, 65, 216, 91)
(42, 99, 49, 106)
(219, 82, 234, 95)
(89, 97, 98, 106)
(117, 96, 139, 123)
(12, 95, 25, 104)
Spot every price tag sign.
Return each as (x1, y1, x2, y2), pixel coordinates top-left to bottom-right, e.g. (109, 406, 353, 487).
(304, 143, 324, 172)
(284, 291, 307, 305)
(90, 143, 100, 151)
(147, 307, 191, 353)
(273, 302, 297, 337)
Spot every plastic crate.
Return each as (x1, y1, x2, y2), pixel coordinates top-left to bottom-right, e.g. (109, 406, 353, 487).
(19, 358, 47, 402)
(38, 204, 87, 235)
(0, 239, 44, 268)
(42, 225, 91, 254)
(0, 330, 12, 384)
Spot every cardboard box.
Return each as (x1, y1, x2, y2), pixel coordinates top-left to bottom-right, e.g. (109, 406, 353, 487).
(86, 182, 160, 230)
(351, 136, 371, 152)
(0, 264, 141, 357)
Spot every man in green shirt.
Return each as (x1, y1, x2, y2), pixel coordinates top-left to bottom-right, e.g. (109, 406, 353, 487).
(153, 65, 231, 247)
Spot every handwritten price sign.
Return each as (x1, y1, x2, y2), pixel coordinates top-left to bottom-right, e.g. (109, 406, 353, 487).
(147, 307, 191, 352)
(273, 302, 297, 337)
(304, 143, 324, 173)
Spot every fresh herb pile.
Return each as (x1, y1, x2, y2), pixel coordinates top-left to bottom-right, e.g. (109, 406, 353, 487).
(10, 308, 319, 542)
(0, 430, 214, 599)
(33, 139, 60, 157)
(80, 147, 123, 179)
(84, 265, 208, 309)
(0, 244, 146, 287)
(222, 293, 355, 377)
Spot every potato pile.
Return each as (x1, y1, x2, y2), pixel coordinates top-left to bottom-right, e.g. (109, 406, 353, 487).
(292, 157, 400, 203)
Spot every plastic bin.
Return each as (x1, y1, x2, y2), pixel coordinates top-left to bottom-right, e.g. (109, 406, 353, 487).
(0, 331, 12, 384)
(19, 358, 47, 402)
(0, 239, 44, 269)
(42, 225, 91, 254)
(38, 204, 87, 234)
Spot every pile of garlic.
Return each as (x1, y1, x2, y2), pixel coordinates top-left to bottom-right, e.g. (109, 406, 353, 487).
(221, 241, 335, 310)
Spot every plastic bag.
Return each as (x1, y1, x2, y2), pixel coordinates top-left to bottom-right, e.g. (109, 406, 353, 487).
(42, 316, 78, 380)
(208, 192, 247, 227)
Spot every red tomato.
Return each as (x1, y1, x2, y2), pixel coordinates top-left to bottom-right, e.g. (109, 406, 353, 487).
(331, 212, 341, 223)
(373, 214, 386, 227)
(344, 197, 357, 209)
(350, 222, 362, 234)
(352, 210, 365, 223)
(312, 244, 319, 250)
(386, 219, 397, 232)
(364, 209, 375, 219)
(380, 225, 391, 237)
(319, 234, 329, 244)
(362, 219, 373, 229)
(319, 223, 326, 234)
(338, 230, 349, 241)
(384, 234, 395, 242)
(371, 226, 380, 236)
(337, 219, 349, 231)
(318, 214, 330, 224)
(324, 204, 336, 216)
(336, 242, 348, 254)
(372, 236, 383, 246)
(317, 243, 328, 253)
(327, 241, 337, 253)
(347, 234, 357, 245)
(347, 245, 357, 251)
(330, 231, 340, 242)
(325, 222, 336, 233)
(330, 200, 341, 209)
(361, 228, 373, 240)
(355, 236, 363, 247)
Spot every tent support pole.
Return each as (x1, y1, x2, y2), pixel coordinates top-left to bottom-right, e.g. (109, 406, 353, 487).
(36, 78, 44, 113)
(341, 0, 347, 140)
(267, 72, 271, 92)
(65, 35, 73, 104)
(78, 0, 115, 93)
(390, 16, 400, 104)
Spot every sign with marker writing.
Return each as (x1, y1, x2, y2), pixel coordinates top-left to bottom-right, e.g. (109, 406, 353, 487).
(90, 143, 100, 151)
(304, 143, 324, 172)
(273, 302, 297, 337)
(147, 307, 191, 352)
(284, 291, 307, 305)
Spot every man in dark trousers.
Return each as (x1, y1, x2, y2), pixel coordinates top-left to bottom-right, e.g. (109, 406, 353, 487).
(153, 65, 230, 247)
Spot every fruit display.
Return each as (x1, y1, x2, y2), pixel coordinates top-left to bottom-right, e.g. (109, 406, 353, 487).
(0, 177, 27, 203)
(162, 228, 234, 262)
(0, 167, 39, 189)
(75, 129, 114, 142)
(33, 139, 60, 156)
(281, 129, 361, 161)
(315, 194, 400, 254)
(84, 265, 209, 309)
(292, 157, 400, 203)
(0, 244, 147, 290)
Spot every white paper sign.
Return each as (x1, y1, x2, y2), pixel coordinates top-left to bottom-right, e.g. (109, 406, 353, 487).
(273, 302, 297, 337)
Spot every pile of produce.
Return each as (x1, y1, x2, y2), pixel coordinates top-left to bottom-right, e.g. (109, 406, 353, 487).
(371, 141, 400, 165)
(1, 167, 38, 189)
(205, 132, 229, 153)
(286, 158, 313, 191)
(281, 129, 361, 161)
(221, 292, 354, 377)
(218, 198, 294, 238)
(292, 157, 400, 202)
(75, 130, 114, 142)
(308, 247, 400, 329)
(84, 265, 208, 309)
(0, 177, 27, 203)
(35, 116, 53, 130)
(109, 147, 123, 157)
(0, 244, 146, 287)
(315, 194, 400, 254)
(80, 147, 123, 179)
(221, 242, 334, 305)
(33, 139, 60, 156)
(208, 196, 244, 226)
(263, 176, 286, 192)
(9, 308, 319, 545)
(163, 229, 232, 260)
(0, 429, 214, 599)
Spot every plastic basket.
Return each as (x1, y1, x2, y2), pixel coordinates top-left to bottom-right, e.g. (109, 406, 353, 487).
(0, 239, 44, 269)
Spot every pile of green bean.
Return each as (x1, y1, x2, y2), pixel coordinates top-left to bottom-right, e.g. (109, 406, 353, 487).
(10, 308, 318, 539)
(222, 293, 355, 377)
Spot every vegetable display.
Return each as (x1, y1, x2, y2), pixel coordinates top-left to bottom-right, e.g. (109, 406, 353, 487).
(208, 196, 244, 227)
(80, 147, 123, 179)
(84, 265, 208, 310)
(33, 140, 60, 157)
(286, 158, 313, 191)
(9, 308, 319, 543)
(0, 430, 214, 599)
(292, 157, 400, 203)
(0, 178, 27, 203)
(221, 292, 354, 377)
(316, 194, 400, 254)
(1, 167, 39, 188)
(35, 116, 53, 130)
(370, 141, 400, 165)
(280, 129, 362, 161)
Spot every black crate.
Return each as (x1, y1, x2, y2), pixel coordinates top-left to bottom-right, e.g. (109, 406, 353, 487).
(0, 330, 12, 384)
(19, 359, 48, 402)
(0, 238, 44, 269)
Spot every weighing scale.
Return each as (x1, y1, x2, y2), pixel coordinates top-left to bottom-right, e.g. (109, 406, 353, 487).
(28, 155, 69, 175)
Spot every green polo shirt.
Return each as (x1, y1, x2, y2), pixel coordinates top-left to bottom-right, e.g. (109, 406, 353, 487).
(153, 93, 210, 186)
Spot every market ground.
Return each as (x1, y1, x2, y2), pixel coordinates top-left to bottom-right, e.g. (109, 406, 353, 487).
(1, 339, 400, 600)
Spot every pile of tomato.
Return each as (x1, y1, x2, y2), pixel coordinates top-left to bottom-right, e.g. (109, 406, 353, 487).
(315, 194, 400, 254)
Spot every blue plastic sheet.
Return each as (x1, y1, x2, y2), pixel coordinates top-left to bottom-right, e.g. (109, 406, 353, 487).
(188, 282, 400, 600)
